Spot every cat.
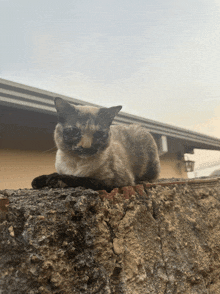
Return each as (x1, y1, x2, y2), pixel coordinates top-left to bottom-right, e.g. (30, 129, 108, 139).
(32, 97, 160, 192)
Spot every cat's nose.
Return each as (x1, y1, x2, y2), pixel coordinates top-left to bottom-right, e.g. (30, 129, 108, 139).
(76, 134, 93, 148)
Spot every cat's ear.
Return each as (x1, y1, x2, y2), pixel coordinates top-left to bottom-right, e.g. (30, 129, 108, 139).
(98, 105, 122, 126)
(54, 97, 73, 113)
(54, 97, 76, 123)
(107, 106, 122, 120)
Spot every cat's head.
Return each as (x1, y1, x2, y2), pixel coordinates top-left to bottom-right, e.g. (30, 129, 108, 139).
(54, 97, 122, 157)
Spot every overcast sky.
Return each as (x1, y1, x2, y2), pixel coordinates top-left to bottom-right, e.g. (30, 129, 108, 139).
(1, 0, 220, 170)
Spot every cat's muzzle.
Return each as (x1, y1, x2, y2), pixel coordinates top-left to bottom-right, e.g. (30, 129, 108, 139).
(73, 146, 98, 157)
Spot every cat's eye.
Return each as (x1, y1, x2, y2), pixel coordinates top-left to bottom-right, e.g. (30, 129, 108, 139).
(63, 127, 81, 141)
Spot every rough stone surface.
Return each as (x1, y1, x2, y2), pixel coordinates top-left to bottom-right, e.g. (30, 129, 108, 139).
(0, 179, 220, 293)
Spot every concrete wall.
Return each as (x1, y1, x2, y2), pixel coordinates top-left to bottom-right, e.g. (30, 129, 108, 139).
(2, 179, 220, 293)
(0, 149, 187, 189)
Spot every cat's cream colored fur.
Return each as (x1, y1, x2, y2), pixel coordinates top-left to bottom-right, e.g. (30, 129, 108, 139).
(54, 98, 160, 189)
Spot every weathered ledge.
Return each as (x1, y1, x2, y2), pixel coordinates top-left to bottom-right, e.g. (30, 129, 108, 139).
(0, 178, 220, 294)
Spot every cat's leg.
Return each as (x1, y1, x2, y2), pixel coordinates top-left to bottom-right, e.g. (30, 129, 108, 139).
(136, 159, 160, 184)
(31, 173, 112, 192)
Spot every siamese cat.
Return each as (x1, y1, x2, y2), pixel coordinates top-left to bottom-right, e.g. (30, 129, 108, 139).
(32, 97, 160, 192)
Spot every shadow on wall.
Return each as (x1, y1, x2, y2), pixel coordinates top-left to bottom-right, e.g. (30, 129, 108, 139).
(210, 169, 220, 177)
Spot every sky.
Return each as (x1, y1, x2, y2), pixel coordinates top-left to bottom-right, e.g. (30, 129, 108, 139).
(1, 0, 220, 173)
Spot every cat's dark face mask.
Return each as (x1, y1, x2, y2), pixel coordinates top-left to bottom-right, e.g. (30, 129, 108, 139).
(54, 97, 122, 157)
(62, 126, 110, 157)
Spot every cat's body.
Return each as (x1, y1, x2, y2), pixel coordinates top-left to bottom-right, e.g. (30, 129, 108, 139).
(55, 123, 159, 188)
(32, 97, 160, 191)
(54, 97, 160, 189)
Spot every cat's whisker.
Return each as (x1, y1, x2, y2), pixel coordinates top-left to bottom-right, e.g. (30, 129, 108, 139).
(41, 146, 57, 153)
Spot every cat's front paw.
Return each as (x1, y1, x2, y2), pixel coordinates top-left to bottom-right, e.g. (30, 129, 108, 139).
(46, 173, 68, 188)
(31, 173, 60, 189)
(32, 175, 49, 189)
